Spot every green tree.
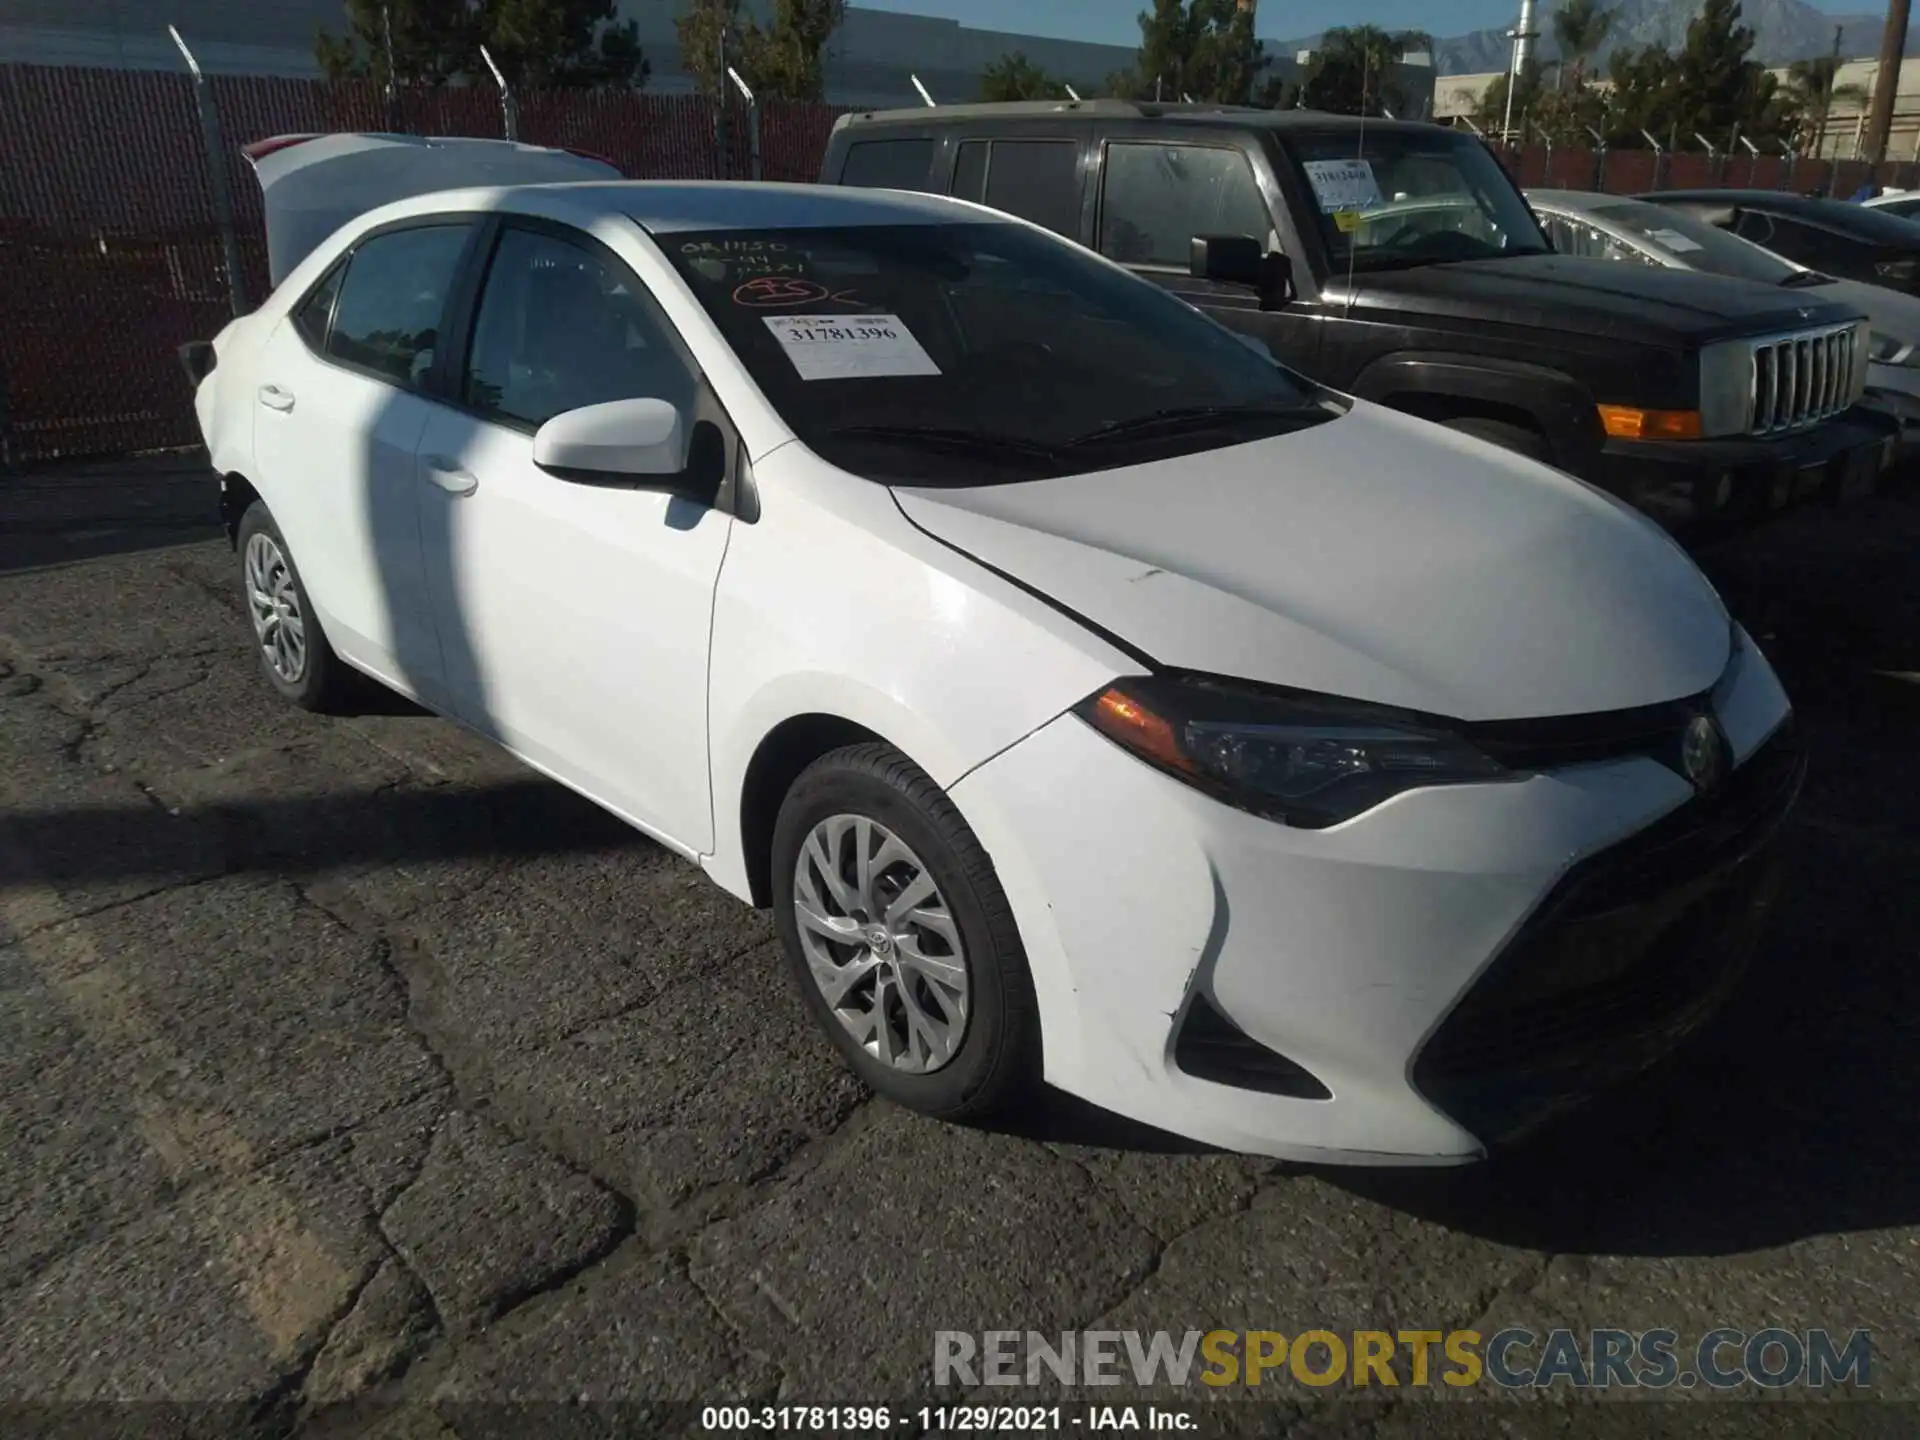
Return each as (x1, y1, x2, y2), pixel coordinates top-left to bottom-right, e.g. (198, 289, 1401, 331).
(980, 52, 1064, 102)
(1473, 60, 1548, 137)
(1784, 55, 1869, 155)
(317, 0, 646, 89)
(1604, 39, 1695, 142)
(1665, 0, 1779, 142)
(1551, 0, 1616, 90)
(1113, 0, 1264, 104)
(674, 0, 846, 102)
(1299, 25, 1432, 117)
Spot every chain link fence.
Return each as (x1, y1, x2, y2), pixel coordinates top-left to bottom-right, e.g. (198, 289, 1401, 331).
(5, 61, 1920, 466)
(0, 65, 848, 465)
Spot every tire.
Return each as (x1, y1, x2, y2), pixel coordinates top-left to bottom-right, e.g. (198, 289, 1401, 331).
(1440, 415, 1553, 463)
(771, 742, 1040, 1121)
(234, 500, 358, 713)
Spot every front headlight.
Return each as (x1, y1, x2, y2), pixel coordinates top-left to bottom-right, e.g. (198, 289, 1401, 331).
(1076, 675, 1516, 828)
(1698, 339, 1755, 437)
(1869, 330, 1918, 366)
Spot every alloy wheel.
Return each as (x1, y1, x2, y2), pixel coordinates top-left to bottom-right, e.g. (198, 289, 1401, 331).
(244, 531, 307, 684)
(791, 813, 970, 1073)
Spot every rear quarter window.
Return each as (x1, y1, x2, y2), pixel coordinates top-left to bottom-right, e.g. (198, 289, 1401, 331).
(838, 138, 936, 192)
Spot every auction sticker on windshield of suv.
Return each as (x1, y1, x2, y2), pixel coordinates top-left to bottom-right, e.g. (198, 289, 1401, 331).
(763, 313, 942, 381)
(1303, 159, 1383, 214)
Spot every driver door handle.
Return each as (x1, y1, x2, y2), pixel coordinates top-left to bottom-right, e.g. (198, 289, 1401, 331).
(422, 456, 479, 496)
(257, 384, 295, 412)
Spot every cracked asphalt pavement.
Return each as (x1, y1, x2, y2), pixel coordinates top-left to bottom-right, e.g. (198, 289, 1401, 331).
(1, 456, 1917, 1437)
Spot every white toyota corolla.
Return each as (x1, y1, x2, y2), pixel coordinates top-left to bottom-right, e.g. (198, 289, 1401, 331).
(186, 134, 1803, 1165)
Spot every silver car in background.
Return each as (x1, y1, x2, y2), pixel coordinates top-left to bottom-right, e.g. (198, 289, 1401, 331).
(1528, 189, 1920, 452)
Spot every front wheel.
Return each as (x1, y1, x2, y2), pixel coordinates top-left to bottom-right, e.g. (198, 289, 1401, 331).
(770, 743, 1040, 1120)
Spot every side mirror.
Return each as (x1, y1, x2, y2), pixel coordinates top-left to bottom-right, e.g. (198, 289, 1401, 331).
(1190, 234, 1293, 310)
(533, 397, 687, 479)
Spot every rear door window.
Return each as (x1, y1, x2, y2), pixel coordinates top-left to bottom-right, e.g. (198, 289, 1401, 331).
(326, 223, 472, 388)
(978, 141, 1082, 238)
(839, 138, 936, 192)
(1098, 142, 1273, 269)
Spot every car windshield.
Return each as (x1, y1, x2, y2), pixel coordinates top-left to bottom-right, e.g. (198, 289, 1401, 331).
(1586, 200, 1800, 283)
(660, 222, 1330, 485)
(1283, 130, 1551, 273)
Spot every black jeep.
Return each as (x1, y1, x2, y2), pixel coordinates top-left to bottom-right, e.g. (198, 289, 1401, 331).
(820, 100, 1896, 537)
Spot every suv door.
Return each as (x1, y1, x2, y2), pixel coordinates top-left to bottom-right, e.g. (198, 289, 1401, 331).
(942, 128, 1095, 241)
(412, 217, 735, 852)
(1088, 130, 1320, 373)
(249, 218, 477, 704)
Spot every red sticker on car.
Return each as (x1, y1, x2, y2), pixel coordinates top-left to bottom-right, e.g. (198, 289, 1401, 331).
(733, 277, 830, 307)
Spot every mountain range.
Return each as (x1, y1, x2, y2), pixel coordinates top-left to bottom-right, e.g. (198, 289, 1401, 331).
(1274, 0, 1918, 75)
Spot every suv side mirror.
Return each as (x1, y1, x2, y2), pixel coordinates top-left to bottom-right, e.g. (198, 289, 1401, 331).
(1190, 234, 1293, 310)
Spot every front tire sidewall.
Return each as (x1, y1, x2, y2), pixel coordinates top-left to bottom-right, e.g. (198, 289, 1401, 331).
(771, 748, 1035, 1120)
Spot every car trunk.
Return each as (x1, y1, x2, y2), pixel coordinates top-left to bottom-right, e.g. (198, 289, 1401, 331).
(245, 133, 622, 288)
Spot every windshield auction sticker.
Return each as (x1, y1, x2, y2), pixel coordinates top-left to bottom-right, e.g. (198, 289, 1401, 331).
(1303, 158, 1383, 214)
(1646, 227, 1705, 253)
(763, 314, 941, 381)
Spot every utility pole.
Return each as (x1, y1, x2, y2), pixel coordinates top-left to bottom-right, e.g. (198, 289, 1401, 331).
(1865, 0, 1912, 164)
(1503, 0, 1539, 144)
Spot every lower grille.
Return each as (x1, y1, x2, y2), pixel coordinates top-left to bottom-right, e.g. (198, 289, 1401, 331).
(1173, 991, 1331, 1099)
(1412, 722, 1806, 1145)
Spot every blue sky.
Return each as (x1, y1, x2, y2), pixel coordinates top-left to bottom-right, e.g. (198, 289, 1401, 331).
(863, 0, 1864, 46)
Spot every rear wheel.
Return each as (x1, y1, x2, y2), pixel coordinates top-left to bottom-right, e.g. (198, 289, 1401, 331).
(235, 501, 358, 713)
(770, 743, 1039, 1120)
(1440, 415, 1553, 463)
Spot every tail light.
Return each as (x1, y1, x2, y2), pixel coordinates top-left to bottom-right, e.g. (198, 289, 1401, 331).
(179, 340, 216, 389)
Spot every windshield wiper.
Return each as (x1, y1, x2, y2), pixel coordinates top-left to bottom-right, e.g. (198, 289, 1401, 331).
(1779, 270, 1835, 288)
(824, 424, 1065, 463)
(1063, 401, 1330, 448)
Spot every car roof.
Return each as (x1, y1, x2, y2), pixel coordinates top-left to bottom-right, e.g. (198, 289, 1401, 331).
(1644, 188, 1920, 240)
(392, 179, 1006, 235)
(1527, 188, 1638, 211)
(831, 98, 1455, 140)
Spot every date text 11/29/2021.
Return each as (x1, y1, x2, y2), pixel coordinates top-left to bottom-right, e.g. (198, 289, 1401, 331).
(700, 1405, 1198, 1431)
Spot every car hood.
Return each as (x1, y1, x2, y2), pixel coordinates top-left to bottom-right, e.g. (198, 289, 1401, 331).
(1345, 253, 1862, 345)
(891, 402, 1731, 722)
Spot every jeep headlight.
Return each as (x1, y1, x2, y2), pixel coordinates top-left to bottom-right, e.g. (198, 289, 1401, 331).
(1698, 339, 1756, 437)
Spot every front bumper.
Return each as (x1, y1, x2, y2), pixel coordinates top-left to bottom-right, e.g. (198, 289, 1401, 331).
(1863, 369, 1920, 461)
(949, 635, 1798, 1165)
(1592, 407, 1897, 536)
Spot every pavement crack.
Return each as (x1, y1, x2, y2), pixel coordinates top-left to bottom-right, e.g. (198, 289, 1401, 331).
(681, 1248, 789, 1395)
(0, 868, 232, 946)
(483, 1191, 637, 1333)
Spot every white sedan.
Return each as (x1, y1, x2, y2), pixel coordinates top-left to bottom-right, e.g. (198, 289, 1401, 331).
(187, 134, 1801, 1165)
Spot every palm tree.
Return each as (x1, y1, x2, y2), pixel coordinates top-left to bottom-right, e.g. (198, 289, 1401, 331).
(1787, 56, 1869, 157)
(1551, 0, 1616, 91)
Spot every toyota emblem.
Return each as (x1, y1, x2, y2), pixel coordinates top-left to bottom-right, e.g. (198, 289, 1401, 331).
(1681, 713, 1727, 795)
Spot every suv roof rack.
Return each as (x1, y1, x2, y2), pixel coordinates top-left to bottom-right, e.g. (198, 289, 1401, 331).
(831, 98, 1299, 129)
